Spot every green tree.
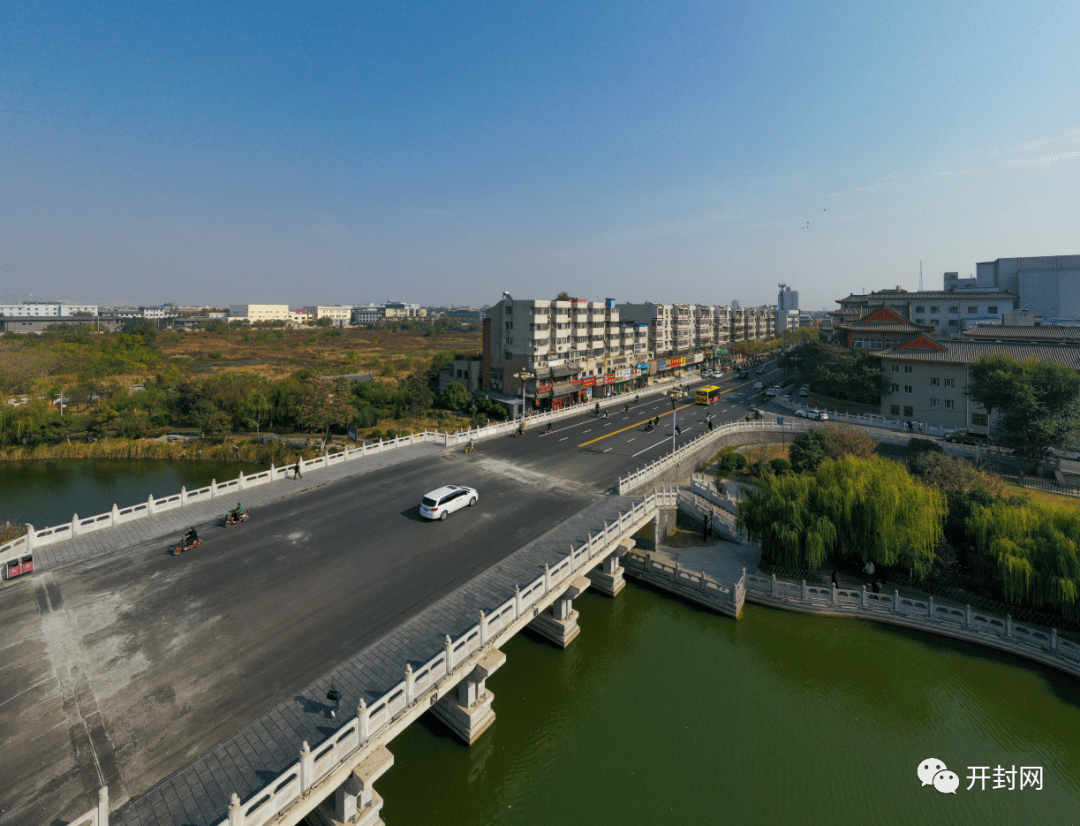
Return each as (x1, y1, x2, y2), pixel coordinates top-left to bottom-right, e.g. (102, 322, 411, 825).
(788, 430, 833, 473)
(296, 377, 355, 448)
(967, 498, 1080, 616)
(739, 455, 945, 577)
(967, 354, 1080, 465)
(439, 381, 472, 411)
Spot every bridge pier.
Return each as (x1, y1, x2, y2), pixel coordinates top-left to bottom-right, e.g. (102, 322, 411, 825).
(586, 541, 629, 597)
(430, 648, 506, 745)
(528, 576, 590, 647)
(311, 745, 393, 826)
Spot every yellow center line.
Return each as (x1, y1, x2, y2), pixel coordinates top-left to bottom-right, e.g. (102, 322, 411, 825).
(577, 382, 744, 448)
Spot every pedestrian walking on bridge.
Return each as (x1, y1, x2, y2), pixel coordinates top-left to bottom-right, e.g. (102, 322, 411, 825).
(293, 459, 303, 480)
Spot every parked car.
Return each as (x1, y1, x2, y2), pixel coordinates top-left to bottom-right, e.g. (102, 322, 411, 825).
(737, 371, 750, 380)
(764, 387, 778, 397)
(942, 429, 988, 446)
(799, 387, 809, 397)
(795, 408, 829, 421)
(420, 485, 479, 520)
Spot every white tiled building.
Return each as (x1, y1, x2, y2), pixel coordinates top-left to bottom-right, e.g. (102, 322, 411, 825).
(228, 304, 290, 323)
(304, 305, 353, 324)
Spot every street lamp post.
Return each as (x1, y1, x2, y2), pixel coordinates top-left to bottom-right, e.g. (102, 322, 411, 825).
(513, 371, 531, 420)
(669, 388, 680, 452)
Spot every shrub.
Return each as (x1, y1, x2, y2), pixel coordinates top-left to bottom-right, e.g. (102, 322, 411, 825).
(769, 458, 791, 474)
(369, 428, 383, 440)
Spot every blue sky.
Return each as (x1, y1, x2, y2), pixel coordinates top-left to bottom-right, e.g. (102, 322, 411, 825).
(2, 0, 1078, 310)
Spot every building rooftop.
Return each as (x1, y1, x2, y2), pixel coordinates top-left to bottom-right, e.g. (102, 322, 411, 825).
(873, 336, 1080, 368)
(961, 324, 1080, 343)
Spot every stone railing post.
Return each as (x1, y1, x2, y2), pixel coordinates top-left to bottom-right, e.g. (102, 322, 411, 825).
(211, 479, 218, 499)
(445, 635, 454, 672)
(1005, 614, 1013, 637)
(97, 786, 109, 826)
(479, 610, 488, 647)
(299, 741, 314, 795)
(238, 471, 246, 490)
(323, 451, 330, 467)
(800, 579, 807, 600)
(861, 585, 868, 607)
(830, 579, 836, 603)
(228, 792, 242, 826)
(111, 504, 119, 525)
(71, 514, 80, 537)
(893, 590, 900, 612)
(965, 604, 973, 627)
(180, 486, 188, 505)
(354, 698, 371, 744)
(405, 664, 415, 706)
(514, 585, 522, 618)
(927, 595, 935, 620)
(544, 563, 551, 593)
(770, 573, 777, 596)
(1051, 628, 1059, 653)
(147, 494, 155, 516)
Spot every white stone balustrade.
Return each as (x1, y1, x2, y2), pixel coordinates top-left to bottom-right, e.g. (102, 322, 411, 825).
(740, 569, 1080, 678)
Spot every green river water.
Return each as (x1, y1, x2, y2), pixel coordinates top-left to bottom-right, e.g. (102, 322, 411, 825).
(3, 461, 1078, 825)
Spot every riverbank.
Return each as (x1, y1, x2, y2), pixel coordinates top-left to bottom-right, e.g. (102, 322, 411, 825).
(0, 436, 329, 465)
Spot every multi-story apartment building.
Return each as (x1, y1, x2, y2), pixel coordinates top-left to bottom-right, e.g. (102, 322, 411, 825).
(351, 305, 382, 325)
(485, 297, 649, 414)
(228, 304, 290, 323)
(776, 284, 799, 333)
(693, 305, 714, 351)
(617, 302, 673, 357)
(0, 302, 98, 316)
(304, 305, 353, 324)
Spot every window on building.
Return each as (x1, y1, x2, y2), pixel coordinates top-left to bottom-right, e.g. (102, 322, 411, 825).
(904, 365, 913, 373)
(905, 385, 913, 394)
(904, 406, 914, 417)
(971, 412, 988, 426)
(945, 400, 954, 409)
(931, 377, 939, 385)
(915, 306, 925, 313)
(968, 306, 978, 314)
(930, 398, 939, 407)
(892, 365, 900, 372)
(890, 405, 900, 415)
(948, 320, 958, 327)
(892, 383, 900, 392)
(948, 306, 958, 314)
(930, 306, 939, 313)
(944, 378, 954, 387)
(987, 306, 998, 314)
(915, 319, 925, 324)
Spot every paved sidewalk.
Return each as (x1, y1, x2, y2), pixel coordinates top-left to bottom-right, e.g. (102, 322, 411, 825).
(34, 442, 447, 572)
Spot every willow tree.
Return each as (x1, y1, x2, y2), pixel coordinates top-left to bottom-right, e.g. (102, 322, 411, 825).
(967, 499, 1080, 616)
(739, 455, 946, 578)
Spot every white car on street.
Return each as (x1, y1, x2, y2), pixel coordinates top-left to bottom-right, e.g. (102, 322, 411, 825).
(421, 485, 479, 520)
(795, 408, 829, 421)
(753, 381, 764, 390)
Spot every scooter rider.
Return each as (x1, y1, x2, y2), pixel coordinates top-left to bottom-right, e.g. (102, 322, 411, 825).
(594, 403, 600, 416)
(184, 526, 198, 548)
(230, 502, 245, 523)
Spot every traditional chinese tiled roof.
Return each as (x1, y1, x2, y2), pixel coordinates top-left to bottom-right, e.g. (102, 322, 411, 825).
(872, 337, 1080, 368)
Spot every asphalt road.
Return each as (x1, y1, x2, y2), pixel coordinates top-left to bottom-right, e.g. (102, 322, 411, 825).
(0, 360, 788, 825)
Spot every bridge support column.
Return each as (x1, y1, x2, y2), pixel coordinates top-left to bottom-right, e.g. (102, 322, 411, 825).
(587, 542, 628, 597)
(430, 648, 506, 745)
(312, 745, 393, 826)
(528, 576, 590, 647)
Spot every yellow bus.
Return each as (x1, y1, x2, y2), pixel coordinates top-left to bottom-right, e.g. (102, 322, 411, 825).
(695, 385, 720, 404)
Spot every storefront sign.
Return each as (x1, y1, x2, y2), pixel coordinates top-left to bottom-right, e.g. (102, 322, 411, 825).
(580, 376, 596, 387)
(692, 352, 704, 363)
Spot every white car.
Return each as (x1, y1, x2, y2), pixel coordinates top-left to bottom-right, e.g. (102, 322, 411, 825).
(753, 381, 764, 390)
(764, 387, 778, 398)
(795, 408, 829, 421)
(420, 485, 479, 520)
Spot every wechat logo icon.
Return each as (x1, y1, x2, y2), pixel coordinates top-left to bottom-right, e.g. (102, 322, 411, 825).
(918, 758, 958, 794)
